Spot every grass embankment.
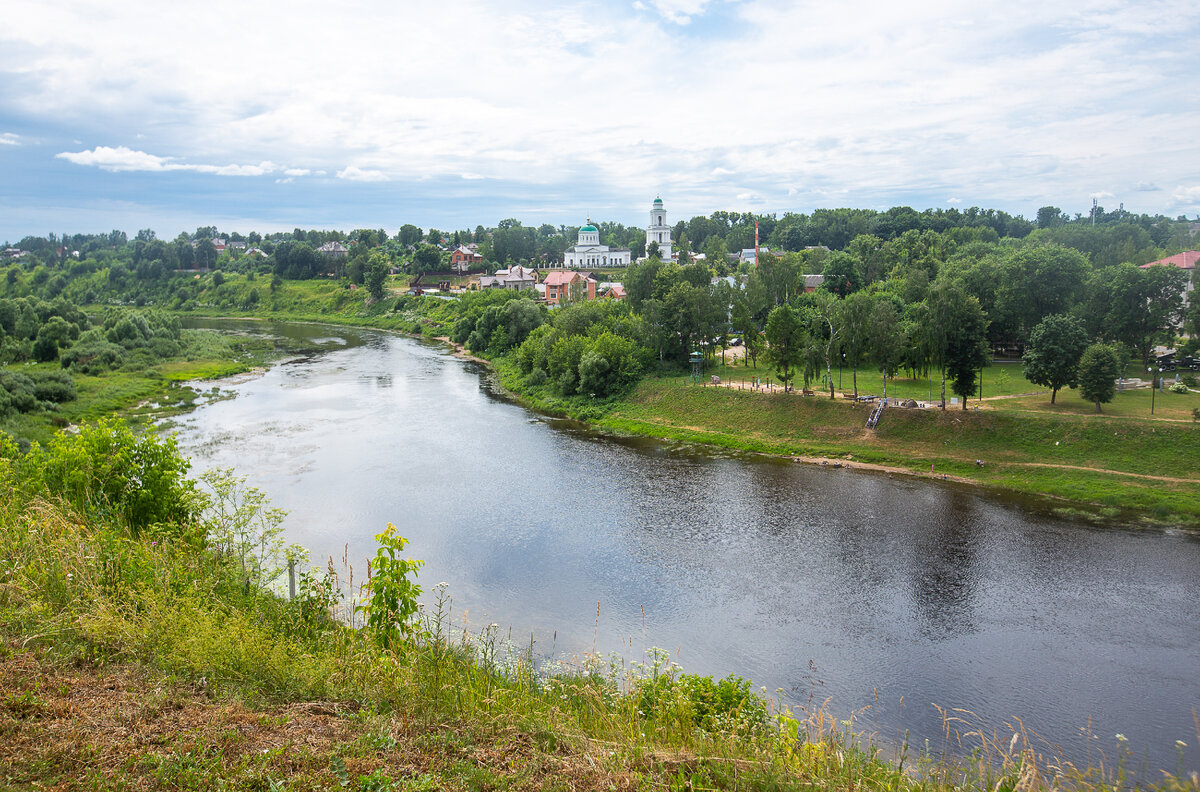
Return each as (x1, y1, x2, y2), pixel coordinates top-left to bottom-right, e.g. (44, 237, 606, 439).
(597, 376, 1200, 525)
(4, 430, 1190, 791)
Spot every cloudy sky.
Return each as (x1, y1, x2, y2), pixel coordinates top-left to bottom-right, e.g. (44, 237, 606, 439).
(2, 0, 1198, 241)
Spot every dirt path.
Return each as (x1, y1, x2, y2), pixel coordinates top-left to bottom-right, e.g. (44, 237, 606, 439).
(1020, 462, 1200, 484)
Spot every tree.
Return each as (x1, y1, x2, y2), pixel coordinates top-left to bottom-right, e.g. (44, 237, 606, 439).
(996, 243, 1089, 343)
(647, 241, 661, 260)
(397, 224, 423, 247)
(869, 298, 907, 401)
(365, 251, 389, 301)
(1078, 343, 1119, 412)
(1086, 262, 1187, 364)
(807, 290, 842, 398)
(836, 291, 874, 397)
(820, 252, 863, 298)
(916, 282, 988, 409)
(765, 304, 804, 391)
(194, 238, 218, 271)
(410, 244, 442, 274)
(1022, 314, 1088, 403)
(730, 297, 762, 368)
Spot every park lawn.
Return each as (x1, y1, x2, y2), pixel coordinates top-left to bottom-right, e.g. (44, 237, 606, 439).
(709, 358, 1043, 402)
(603, 375, 1200, 524)
(992, 383, 1200, 421)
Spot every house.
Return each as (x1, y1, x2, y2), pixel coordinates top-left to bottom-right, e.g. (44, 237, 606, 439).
(244, 247, 268, 259)
(318, 241, 349, 259)
(739, 247, 770, 266)
(1140, 250, 1197, 306)
(599, 283, 626, 300)
(543, 271, 596, 305)
(478, 265, 537, 292)
(803, 274, 825, 293)
(450, 244, 484, 274)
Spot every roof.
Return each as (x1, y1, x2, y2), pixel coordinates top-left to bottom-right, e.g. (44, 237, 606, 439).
(581, 224, 598, 233)
(544, 271, 592, 286)
(653, 197, 663, 205)
(1140, 251, 1199, 270)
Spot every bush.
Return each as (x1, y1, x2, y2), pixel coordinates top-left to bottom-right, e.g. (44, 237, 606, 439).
(0, 371, 39, 417)
(1168, 381, 1188, 394)
(525, 367, 548, 387)
(17, 418, 201, 533)
(30, 370, 76, 403)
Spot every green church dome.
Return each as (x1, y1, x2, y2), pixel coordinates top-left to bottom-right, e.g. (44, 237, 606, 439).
(581, 224, 598, 233)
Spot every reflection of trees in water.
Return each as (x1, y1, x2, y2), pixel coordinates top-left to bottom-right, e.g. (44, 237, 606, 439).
(907, 488, 981, 639)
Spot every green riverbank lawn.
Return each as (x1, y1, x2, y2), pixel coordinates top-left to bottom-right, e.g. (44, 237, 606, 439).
(601, 376, 1200, 524)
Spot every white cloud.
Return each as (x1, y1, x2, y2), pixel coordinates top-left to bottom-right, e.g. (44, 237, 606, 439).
(1171, 186, 1200, 205)
(0, 133, 19, 146)
(56, 145, 282, 176)
(337, 166, 389, 182)
(5, 0, 1200, 223)
(639, 0, 713, 24)
(56, 146, 174, 171)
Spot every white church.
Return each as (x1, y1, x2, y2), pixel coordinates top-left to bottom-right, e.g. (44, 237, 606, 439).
(555, 197, 673, 269)
(560, 221, 631, 269)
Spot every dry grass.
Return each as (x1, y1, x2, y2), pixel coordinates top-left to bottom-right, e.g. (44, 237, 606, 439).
(0, 649, 639, 791)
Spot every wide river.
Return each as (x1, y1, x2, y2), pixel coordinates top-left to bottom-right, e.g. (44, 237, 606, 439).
(170, 319, 1199, 773)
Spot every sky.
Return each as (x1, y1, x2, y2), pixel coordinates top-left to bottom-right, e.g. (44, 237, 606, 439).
(2, 0, 1199, 242)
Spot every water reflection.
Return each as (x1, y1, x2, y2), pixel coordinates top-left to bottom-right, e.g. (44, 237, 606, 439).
(171, 320, 1200, 773)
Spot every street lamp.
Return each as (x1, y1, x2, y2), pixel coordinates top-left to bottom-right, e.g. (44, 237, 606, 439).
(1147, 364, 1161, 414)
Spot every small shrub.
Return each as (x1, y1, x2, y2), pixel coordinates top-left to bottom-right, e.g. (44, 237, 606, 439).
(525, 367, 548, 387)
(357, 524, 424, 650)
(1168, 381, 1188, 394)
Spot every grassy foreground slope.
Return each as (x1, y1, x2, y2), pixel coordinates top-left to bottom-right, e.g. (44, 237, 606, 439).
(599, 377, 1200, 525)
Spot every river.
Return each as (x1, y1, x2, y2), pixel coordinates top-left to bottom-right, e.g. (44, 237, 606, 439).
(169, 319, 1200, 773)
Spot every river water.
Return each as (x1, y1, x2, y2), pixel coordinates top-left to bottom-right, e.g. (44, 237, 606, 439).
(170, 319, 1199, 773)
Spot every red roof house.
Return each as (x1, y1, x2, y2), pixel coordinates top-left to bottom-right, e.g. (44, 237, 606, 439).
(543, 271, 596, 305)
(1139, 251, 1198, 271)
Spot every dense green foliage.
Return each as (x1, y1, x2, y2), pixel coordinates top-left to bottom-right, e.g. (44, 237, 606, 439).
(1078, 344, 1120, 412)
(1022, 314, 1090, 403)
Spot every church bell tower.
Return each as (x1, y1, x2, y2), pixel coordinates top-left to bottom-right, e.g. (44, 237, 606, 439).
(646, 197, 672, 261)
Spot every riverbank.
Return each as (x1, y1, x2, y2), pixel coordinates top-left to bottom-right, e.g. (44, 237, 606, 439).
(171, 308, 1200, 527)
(4, 433, 1193, 792)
